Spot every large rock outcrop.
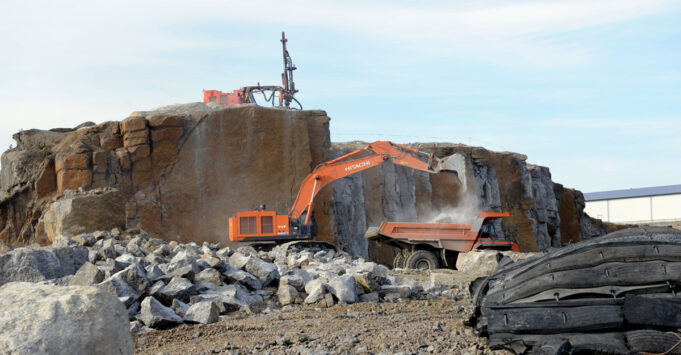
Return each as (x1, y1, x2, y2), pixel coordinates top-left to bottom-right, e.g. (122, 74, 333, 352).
(327, 142, 610, 261)
(0, 104, 330, 247)
(0, 103, 610, 255)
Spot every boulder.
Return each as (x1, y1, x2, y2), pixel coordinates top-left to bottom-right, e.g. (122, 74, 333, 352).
(51, 235, 78, 248)
(42, 189, 125, 242)
(201, 255, 223, 269)
(158, 276, 196, 304)
(87, 249, 100, 263)
(171, 299, 189, 317)
(99, 239, 117, 259)
(126, 301, 140, 319)
(162, 264, 198, 281)
(112, 264, 150, 295)
(139, 296, 182, 328)
(183, 301, 220, 324)
(228, 252, 250, 269)
(245, 257, 279, 287)
(73, 233, 96, 247)
(196, 268, 222, 286)
(281, 269, 313, 291)
(98, 275, 139, 306)
(347, 261, 389, 278)
(353, 273, 381, 293)
(0, 282, 133, 354)
(304, 279, 327, 304)
(51, 246, 89, 273)
(216, 247, 233, 260)
(315, 261, 346, 275)
(69, 262, 104, 286)
(193, 280, 218, 293)
(224, 269, 263, 290)
(0, 247, 88, 287)
(198, 284, 261, 311)
(144, 253, 163, 266)
(168, 251, 197, 269)
(326, 274, 358, 303)
(277, 284, 299, 306)
(149, 280, 165, 298)
(125, 242, 144, 257)
(280, 275, 303, 291)
(152, 244, 171, 257)
(145, 264, 164, 281)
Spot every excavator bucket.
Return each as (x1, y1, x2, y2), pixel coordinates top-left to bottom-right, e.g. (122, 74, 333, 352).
(433, 153, 467, 190)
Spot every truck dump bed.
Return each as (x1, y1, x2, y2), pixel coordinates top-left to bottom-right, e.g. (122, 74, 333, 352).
(365, 211, 519, 253)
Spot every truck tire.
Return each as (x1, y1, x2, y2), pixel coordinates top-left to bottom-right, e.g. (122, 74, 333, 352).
(393, 252, 406, 268)
(405, 250, 439, 270)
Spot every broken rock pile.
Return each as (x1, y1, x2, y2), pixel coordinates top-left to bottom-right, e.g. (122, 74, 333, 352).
(0, 230, 461, 333)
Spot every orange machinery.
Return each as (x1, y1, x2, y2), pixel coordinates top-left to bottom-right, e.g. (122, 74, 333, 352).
(365, 211, 520, 269)
(203, 32, 301, 109)
(228, 141, 466, 243)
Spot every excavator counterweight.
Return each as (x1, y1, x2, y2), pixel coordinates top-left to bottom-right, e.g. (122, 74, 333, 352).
(228, 141, 466, 243)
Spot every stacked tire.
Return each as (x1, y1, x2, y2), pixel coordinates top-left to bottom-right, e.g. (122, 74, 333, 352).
(467, 226, 681, 355)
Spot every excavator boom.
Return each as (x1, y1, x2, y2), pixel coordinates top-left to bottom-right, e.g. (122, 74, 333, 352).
(228, 141, 466, 242)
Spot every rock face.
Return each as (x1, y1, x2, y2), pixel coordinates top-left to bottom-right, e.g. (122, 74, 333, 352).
(327, 142, 612, 262)
(0, 282, 133, 355)
(0, 102, 611, 254)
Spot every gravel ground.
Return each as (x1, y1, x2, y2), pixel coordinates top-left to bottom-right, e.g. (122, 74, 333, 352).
(134, 270, 511, 355)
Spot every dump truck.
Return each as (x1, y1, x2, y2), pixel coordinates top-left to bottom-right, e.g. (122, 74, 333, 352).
(365, 211, 519, 270)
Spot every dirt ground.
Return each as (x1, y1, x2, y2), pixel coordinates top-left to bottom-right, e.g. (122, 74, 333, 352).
(134, 270, 511, 355)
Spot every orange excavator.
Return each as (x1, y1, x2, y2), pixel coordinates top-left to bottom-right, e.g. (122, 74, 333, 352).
(228, 141, 466, 243)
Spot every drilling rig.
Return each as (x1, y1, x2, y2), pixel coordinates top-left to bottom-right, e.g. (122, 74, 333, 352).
(203, 32, 301, 109)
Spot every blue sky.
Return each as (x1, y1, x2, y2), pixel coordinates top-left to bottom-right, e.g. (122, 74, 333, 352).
(1, 0, 679, 193)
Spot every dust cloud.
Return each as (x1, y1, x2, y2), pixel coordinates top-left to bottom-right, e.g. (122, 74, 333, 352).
(421, 190, 480, 224)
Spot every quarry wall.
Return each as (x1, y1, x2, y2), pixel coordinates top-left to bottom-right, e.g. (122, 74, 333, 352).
(0, 104, 610, 256)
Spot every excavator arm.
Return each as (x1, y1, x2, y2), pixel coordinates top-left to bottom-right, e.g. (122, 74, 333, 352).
(289, 141, 466, 225)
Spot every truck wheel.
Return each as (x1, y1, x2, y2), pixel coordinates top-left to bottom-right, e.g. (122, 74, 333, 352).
(393, 252, 406, 269)
(405, 250, 439, 270)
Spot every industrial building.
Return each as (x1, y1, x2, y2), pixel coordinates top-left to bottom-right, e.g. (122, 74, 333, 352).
(584, 184, 681, 228)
